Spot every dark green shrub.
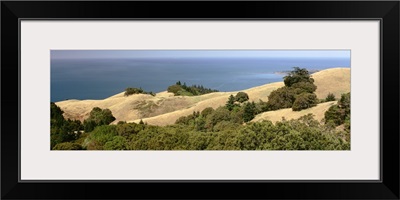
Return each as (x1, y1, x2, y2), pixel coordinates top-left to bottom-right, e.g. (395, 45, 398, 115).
(266, 87, 296, 110)
(325, 93, 336, 101)
(283, 67, 314, 87)
(324, 105, 344, 125)
(205, 107, 231, 130)
(85, 125, 117, 150)
(83, 107, 116, 132)
(291, 82, 317, 93)
(167, 82, 219, 96)
(53, 142, 83, 150)
(201, 107, 215, 117)
(104, 136, 128, 150)
(226, 95, 236, 111)
(243, 102, 256, 122)
(235, 92, 249, 103)
(338, 92, 350, 111)
(324, 93, 350, 126)
(50, 103, 84, 149)
(167, 84, 183, 95)
(125, 87, 143, 96)
(292, 93, 318, 111)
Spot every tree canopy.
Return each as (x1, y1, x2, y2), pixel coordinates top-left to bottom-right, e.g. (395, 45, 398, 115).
(167, 81, 219, 96)
(125, 87, 155, 96)
(267, 67, 318, 111)
(284, 67, 314, 87)
(83, 107, 116, 132)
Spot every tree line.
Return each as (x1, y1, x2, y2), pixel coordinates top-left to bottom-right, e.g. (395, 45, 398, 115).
(167, 81, 219, 96)
(51, 91, 350, 150)
(125, 87, 155, 96)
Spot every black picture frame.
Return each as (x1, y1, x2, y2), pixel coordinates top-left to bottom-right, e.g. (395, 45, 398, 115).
(1, 1, 399, 199)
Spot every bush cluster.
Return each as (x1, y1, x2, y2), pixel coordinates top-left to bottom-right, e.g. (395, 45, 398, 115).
(81, 113, 349, 150)
(324, 92, 350, 127)
(167, 81, 219, 96)
(125, 87, 155, 96)
(266, 67, 318, 111)
(50, 102, 84, 149)
(83, 107, 116, 132)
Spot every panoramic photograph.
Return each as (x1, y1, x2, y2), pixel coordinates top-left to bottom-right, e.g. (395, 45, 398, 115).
(50, 50, 351, 150)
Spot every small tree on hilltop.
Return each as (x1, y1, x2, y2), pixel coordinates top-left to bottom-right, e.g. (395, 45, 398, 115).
(167, 84, 182, 95)
(325, 93, 336, 102)
(284, 67, 314, 87)
(235, 92, 250, 103)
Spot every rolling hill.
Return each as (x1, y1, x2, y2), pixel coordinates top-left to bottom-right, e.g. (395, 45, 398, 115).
(55, 67, 350, 126)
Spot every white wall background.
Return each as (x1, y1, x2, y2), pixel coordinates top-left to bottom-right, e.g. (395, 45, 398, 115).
(21, 21, 380, 180)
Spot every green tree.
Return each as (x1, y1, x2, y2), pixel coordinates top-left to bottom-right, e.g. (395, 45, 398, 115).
(266, 87, 296, 110)
(325, 93, 336, 101)
(125, 87, 142, 96)
(205, 107, 231, 130)
(324, 93, 350, 126)
(50, 103, 82, 149)
(243, 102, 256, 122)
(201, 107, 215, 117)
(283, 67, 314, 87)
(167, 84, 183, 95)
(291, 82, 317, 94)
(51, 102, 65, 127)
(338, 92, 350, 111)
(235, 92, 249, 103)
(292, 93, 318, 111)
(83, 107, 116, 132)
(84, 125, 118, 150)
(226, 95, 235, 111)
(104, 136, 128, 150)
(53, 142, 83, 150)
(267, 67, 318, 111)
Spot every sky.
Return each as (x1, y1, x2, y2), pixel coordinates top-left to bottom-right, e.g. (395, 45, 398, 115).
(51, 50, 350, 60)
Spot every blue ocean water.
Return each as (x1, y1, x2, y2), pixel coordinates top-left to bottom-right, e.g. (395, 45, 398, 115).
(51, 57, 350, 102)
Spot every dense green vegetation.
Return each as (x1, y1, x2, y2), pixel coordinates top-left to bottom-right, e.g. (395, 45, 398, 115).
(51, 91, 350, 150)
(83, 107, 116, 132)
(266, 67, 318, 111)
(125, 87, 155, 96)
(324, 92, 351, 132)
(51, 102, 84, 150)
(51, 103, 116, 150)
(167, 81, 219, 96)
(79, 112, 350, 150)
(325, 93, 336, 102)
(51, 68, 350, 151)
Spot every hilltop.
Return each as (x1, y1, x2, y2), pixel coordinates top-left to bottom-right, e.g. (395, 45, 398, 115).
(55, 67, 350, 126)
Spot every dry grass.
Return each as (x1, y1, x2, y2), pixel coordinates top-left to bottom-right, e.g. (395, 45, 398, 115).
(312, 68, 350, 99)
(56, 67, 350, 126)
(251, 101, 338, 124)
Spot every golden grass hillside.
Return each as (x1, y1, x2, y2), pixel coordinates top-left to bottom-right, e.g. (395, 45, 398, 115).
(55, 67, 350, 126)
(251, 101, 337, 124)
(312, 68, 350, 98)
